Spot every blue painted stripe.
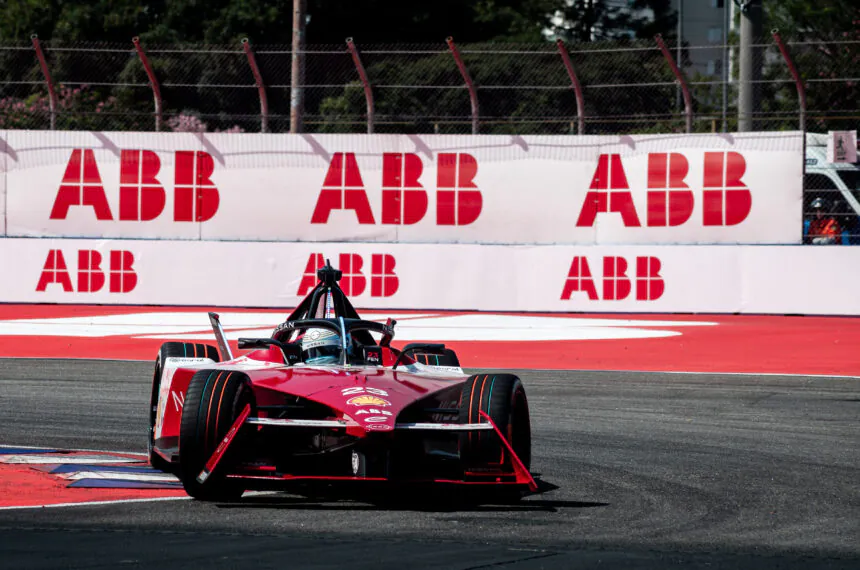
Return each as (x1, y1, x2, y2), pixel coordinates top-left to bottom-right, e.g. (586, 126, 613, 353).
(68, 479, 183, 489)
(0, 448, 59, 455)
(50, 464, 155, 474)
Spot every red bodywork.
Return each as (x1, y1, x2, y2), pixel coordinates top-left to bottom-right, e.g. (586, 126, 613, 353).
(154, 346, 536, 492)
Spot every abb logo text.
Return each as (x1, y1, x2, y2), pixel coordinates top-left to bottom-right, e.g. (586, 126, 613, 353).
(36, 250, 137, 293)
(50, 149, 219, 222)
(561, 256, 664, 301)
(298, 253, 398, 297)
(576, 152, 752, 227)
(311, 153, 482, 226)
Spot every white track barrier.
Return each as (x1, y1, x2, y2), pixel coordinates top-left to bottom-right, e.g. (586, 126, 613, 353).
(1, 131, 802, 245)
(2, 238, 858, 315)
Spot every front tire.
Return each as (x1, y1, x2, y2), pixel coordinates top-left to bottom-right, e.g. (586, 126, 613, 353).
(458, 373, 531, 471)
(149, 342, 219, 472)
(178, 369, 253, 501)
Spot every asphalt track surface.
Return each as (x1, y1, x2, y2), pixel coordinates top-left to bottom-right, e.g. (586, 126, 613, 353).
(0, 359, 858, 569)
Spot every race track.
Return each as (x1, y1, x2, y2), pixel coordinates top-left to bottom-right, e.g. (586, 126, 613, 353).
(1, 358, 858, 569)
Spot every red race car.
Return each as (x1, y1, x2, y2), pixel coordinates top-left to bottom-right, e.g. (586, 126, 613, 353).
(148, 261, 534, 501)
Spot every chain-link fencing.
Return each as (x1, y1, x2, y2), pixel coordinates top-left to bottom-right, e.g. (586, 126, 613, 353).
(1, 35, 856, 135)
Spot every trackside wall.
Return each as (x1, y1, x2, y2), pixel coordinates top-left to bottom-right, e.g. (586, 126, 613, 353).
(3, 129, 853, 315)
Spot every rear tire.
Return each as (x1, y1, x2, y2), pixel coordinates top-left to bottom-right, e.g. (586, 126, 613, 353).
(178, 369, 254, 501)
(458, 373, 531, 471)
(149, 342, 219, 472)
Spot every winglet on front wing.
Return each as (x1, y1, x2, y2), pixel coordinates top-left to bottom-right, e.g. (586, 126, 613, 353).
(478, 410, 538, 492)
(208, 312, 233, 361)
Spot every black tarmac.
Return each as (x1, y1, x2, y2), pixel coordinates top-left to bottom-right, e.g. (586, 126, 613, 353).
(0, 358, 858, 569)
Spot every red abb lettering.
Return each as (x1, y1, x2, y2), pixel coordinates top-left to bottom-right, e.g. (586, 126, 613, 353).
(36, 250, 74, 292)
(561, 256, 664, 301)
(338, 253, 366, 296)
(382, 153, 428, 225)
(311, 153, 375, 224)
(647, 153, 693, 227)
(174, 151, 220, 222)
(36, 249, 136, 293)
(437, 153, 482, 226)
(576, 154, 641, 227)
(119, 150, 166, 221)
(636, 256, 664, 300)
(702, 152, 752, 226)
(297, 253, 326, 296)
(371, 254, 398, 297)
(77, 250, 105, 293)
(560, 257, 599, 300)
(50, 150, 113, 220)
(109, 251, 137, 293)
(296, 253, 398, 298)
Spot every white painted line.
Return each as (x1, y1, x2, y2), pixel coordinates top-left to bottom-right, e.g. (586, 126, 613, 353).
(0, 496, 191, 511)
(57, 471, 179, 483)
(0, 443, 147, 457)
(0, 454, 141, 465)
(556, 369, 860, 380)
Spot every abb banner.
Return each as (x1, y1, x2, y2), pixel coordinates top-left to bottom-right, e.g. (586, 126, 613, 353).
(2, 237, 859, 315)
(0, 130, 802, 244)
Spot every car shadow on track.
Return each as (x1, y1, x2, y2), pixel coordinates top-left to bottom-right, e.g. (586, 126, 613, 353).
(217, 480, 609, 513)
(217, 496, 609, 513)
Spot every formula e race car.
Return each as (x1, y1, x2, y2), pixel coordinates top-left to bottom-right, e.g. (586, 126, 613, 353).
(148, 261, 534, 502)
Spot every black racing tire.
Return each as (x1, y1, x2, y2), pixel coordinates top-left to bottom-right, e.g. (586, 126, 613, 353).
(458, 374, 531, 471)
(149, 342, 219, 473)
(178, 369, 254, 501)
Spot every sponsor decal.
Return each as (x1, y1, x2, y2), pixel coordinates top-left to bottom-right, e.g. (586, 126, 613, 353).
(346, 396, 391, 407)
(341, 387, 388, 397)
(364, 424, 393, 431)
(36, 249, 137, 293)
(561, 256, 664, 301)
(310, 152, 482, 227)
(355, 409, 392, 416)
(50, 148, 219, 222)
(363, 416, 389, 423)
(575, 152, 752, 228)
(298, 253, 398, 297)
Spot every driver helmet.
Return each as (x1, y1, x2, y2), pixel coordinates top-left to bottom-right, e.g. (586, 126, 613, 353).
(301, 328, 341, 365)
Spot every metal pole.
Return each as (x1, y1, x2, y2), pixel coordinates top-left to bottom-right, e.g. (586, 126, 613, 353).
(772, 30, 806, 133)
(346, 38, 374, 134)
(31, 35, 58, 130)
(556, 39, 586, 135)
(721, 0, 729, 132)
(676, 0, 683, 111)
(290, 0, 307, 133)
(446, 37, 479, 135)
(655, 34, 693, 133)
(737, 0, 762, 131)
(132, 37, 163, 132)
(242, 38, 269, 133)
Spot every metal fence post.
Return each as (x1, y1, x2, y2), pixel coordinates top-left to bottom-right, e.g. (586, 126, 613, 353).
(31, 35, 58, 130)
(346, 38, 374, 134)
(771, 30, 806, 133)
(132, 37, 163, 132)
(556, 39, 586, 135)
(242, 38, 269, 133)
(446, 37, 479, 135)
(655, 34, 693, 133)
